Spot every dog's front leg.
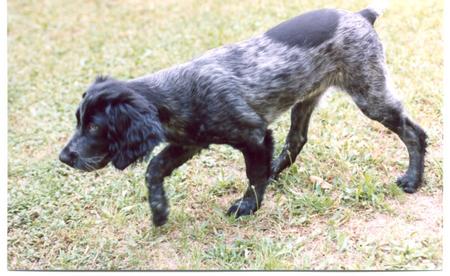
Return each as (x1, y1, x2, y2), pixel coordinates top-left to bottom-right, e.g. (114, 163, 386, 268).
(227, 130, 274, 218)
(146, 144, 201, 226)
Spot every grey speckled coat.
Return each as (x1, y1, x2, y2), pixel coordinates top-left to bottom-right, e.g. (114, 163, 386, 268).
(61, 6, 427, 226)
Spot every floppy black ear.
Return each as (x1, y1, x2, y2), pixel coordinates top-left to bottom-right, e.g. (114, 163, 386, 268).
(106, 95, 164, 170)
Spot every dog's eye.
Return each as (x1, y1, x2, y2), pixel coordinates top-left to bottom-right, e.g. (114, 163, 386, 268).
(88, 123, 99, 133)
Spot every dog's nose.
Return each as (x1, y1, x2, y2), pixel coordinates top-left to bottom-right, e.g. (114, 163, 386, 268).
(59, 148, 78, 166)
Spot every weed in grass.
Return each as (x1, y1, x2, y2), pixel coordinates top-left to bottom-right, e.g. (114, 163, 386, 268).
(341, 173, 387, 209)
(291, 193, 335, 216)
(209, 176, 239, 197)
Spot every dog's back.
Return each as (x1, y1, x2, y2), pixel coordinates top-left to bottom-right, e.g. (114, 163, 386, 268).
(185, 8, 384, 123)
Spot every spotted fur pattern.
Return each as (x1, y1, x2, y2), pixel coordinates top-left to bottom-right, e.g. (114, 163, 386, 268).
(61, 6, 427, 226)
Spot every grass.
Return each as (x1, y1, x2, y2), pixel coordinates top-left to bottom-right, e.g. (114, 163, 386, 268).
(7, 0, 443, 270)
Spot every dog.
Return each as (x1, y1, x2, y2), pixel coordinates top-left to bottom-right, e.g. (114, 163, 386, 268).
(60, 4, 427, 226)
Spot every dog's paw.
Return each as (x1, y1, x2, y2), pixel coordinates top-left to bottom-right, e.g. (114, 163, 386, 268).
(396, 174, 420, 193)
(226, 198, 258, 218)
(152, 210, 168, 227)
(151, 203, 169, 227)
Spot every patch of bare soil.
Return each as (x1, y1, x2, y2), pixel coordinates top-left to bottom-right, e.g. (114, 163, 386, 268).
(347, 192, 443, 243)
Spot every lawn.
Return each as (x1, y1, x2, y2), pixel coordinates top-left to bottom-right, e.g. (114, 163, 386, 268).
(7, 0, 443, 270)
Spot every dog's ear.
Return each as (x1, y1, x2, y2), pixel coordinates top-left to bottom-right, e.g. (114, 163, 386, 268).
(105, 92, 164, 170)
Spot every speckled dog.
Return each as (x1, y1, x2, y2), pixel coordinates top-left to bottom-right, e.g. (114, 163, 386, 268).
(60, 5, 427, 226)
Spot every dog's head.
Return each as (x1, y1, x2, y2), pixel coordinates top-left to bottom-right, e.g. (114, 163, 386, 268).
(59, 76, 164, 171)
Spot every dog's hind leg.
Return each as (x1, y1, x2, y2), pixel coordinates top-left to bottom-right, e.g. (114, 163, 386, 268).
(227, 129, 274, 218)
(343, 67, 427, 193)
(271, 96, 321, 179)
(146, 144, 202, 226)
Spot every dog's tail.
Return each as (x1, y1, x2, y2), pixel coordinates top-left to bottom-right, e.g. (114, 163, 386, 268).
(357, 0, 389, 25)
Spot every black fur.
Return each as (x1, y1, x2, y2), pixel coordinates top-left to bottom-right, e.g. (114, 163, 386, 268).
(146, 145, 202, 226)
(227, 130, 274, 217)
(265, 9, 339, 48)
(358, 8, 378, 25)
(60, 5, 427, 227)
(60, 77, 165, 171)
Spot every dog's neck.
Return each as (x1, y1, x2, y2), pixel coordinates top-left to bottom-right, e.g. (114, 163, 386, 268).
(126, 67, 195, 139)
(127, 65, 190, 106)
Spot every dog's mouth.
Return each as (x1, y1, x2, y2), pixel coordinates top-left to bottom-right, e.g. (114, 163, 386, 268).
(80, 154, 112, 172)
(61, 154, 111, 172)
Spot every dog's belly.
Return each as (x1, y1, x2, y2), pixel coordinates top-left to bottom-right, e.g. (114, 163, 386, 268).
(240, 65, 333, 123)
(244, 83, 326, 124)
(244, 87, 302, 123)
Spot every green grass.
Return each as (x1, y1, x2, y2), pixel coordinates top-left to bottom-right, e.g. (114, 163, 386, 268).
(8, 0, 443, 270)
